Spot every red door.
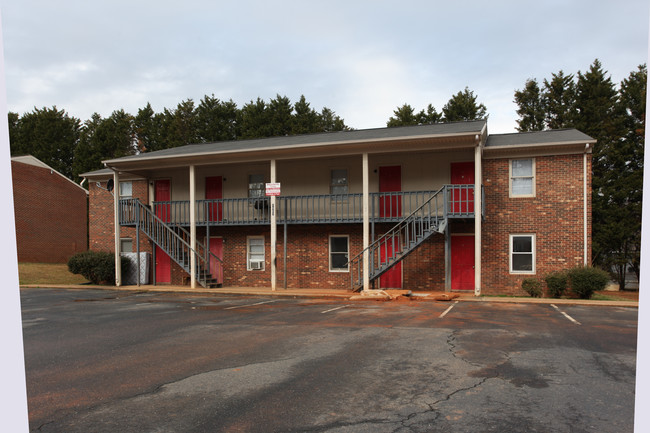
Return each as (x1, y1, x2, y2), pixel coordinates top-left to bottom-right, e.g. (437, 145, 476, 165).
(451, 235, 474, 291)
(379, 166, 401, 218)
(379, 235, 402, 289)
(154, 179, 172, 283)
(155, 245, 171, 284)
(208, 237, 223, 283)
(450, 162, 475, 214)
(205, 176, 223, 222)
(155, 179, 171, 222)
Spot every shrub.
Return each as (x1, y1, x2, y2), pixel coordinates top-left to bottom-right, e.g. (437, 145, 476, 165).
(522, 278, 543, 297)
(68, 251, 130, 285)
(545, 271, 568, 298)
(567, 266, 610, 299)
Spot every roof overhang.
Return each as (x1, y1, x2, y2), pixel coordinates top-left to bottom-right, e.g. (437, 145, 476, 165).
(483, 140, 596, 159)
(102, 121, 487, 175)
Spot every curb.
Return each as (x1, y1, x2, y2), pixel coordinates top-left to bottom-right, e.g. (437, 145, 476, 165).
(19, 285, 639, 307)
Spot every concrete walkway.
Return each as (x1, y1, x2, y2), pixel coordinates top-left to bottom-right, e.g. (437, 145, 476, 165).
(20, 284, 639, 308)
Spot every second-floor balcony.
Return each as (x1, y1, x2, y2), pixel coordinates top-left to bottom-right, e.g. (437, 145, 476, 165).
(119, 185, 483, 227)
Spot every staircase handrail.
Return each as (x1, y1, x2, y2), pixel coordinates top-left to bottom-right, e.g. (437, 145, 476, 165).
(124, 198, 218, 288)
(347, 186, 447, 290)
(171, 222, 224, 282)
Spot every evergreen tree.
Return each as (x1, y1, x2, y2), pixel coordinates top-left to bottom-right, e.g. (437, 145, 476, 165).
(73, 110, 135, 180)
(10, 106, 81, 179)
(8, 111, 19, 153)
(514, 79, 545, 132)
(418, 104, 442, 124)
(162, 99, 199, 148)
(267, 95, 293, 137)
(195, 95, 239, 142)
(442, 87, 487, 121)
(134, 103, 165, 153)
(596, 64, 646, 288)
(542, 71, 577, 129)
(292, 95, 320, 134)
(387, 103, 442, 127)
(318, 107, 348, 132)
(239, 98, 270, 139)
(387, 104, 419, 127)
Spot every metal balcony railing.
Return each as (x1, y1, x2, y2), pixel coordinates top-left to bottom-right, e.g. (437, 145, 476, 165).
(119, 187, 480, 227)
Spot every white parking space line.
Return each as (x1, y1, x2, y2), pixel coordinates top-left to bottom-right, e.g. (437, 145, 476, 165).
(321, 305, 349, 314)
(224, 300, 279, 310)
(551, 304, 581, 325)
(439, 301, 459, 318)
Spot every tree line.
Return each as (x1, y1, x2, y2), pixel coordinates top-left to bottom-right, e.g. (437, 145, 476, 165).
(385, 87, 488, 127)
(8, 94, 348, 182)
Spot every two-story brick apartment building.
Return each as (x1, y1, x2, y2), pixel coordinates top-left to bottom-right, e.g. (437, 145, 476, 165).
(82, 120, 595, 296)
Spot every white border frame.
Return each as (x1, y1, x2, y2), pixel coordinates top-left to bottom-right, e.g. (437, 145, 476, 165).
(509, 158, 536, 198)
(509, 233, 536, 274)
(246, 235, 265, 271)
(329, 234, 350, 272)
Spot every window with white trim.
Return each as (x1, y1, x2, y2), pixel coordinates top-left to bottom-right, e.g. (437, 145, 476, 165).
(329, 235, 349, 272)
(330, 169, 348, 196)
(248, 174, 265, 198)
(510, 234, 535, 274)
(510, 158, 535, 197)
(247, 236, 265, 271)
(119, 181, 133, 198)
(120, 238, 133, 253)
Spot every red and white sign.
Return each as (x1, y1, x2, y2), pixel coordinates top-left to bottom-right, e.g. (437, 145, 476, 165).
(265, 182, 281, 196)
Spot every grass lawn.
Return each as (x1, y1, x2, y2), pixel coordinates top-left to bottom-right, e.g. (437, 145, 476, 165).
(18, 263, 89, 285)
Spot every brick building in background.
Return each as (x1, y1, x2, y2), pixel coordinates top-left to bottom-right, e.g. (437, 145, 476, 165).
(82, 120, 595, 296)
(12, 155, 88, 263)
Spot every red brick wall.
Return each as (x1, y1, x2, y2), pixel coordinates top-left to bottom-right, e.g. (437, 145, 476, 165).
(190, 225, 364, 289)
(12, 161, 88, 263)
(481, 154, 591, 295)
(89, 179, 150, 254)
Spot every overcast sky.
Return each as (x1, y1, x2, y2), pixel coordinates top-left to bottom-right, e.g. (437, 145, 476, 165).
(1, 1, 648, 134)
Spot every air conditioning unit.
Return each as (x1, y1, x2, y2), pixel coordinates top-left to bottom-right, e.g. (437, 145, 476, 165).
(249, 261, 263, 270)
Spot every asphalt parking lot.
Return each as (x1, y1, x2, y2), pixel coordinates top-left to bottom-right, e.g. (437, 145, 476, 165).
(21, 288, 638, 433)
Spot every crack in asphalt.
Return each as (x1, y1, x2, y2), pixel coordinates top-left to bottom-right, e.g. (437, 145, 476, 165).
(395, 376, 491, 432)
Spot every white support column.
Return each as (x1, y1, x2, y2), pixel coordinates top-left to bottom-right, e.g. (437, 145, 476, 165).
(189, 165, 197, 289)
(584, 144, 590, 265)
(474, 141, 482, 296)
(113, 170, 121, 287)
(362, 153, 370, 291)
(270, 159, 277, 291)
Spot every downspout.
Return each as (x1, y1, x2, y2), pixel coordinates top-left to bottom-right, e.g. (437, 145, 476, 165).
(189, 165, 196, 288)
(362, 153, 370, 291)
(113, 170, 121, 286)
(584, 143, 590, 265)
(270, 159, 277, 291)
(474, 134, 482, 296)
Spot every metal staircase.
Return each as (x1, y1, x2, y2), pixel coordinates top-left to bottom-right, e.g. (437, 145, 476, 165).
(120, 199, 223, 288)
(348, 186, 448, 291)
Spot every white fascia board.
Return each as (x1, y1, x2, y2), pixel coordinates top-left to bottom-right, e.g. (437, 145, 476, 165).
(102, 130, 484, 167)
